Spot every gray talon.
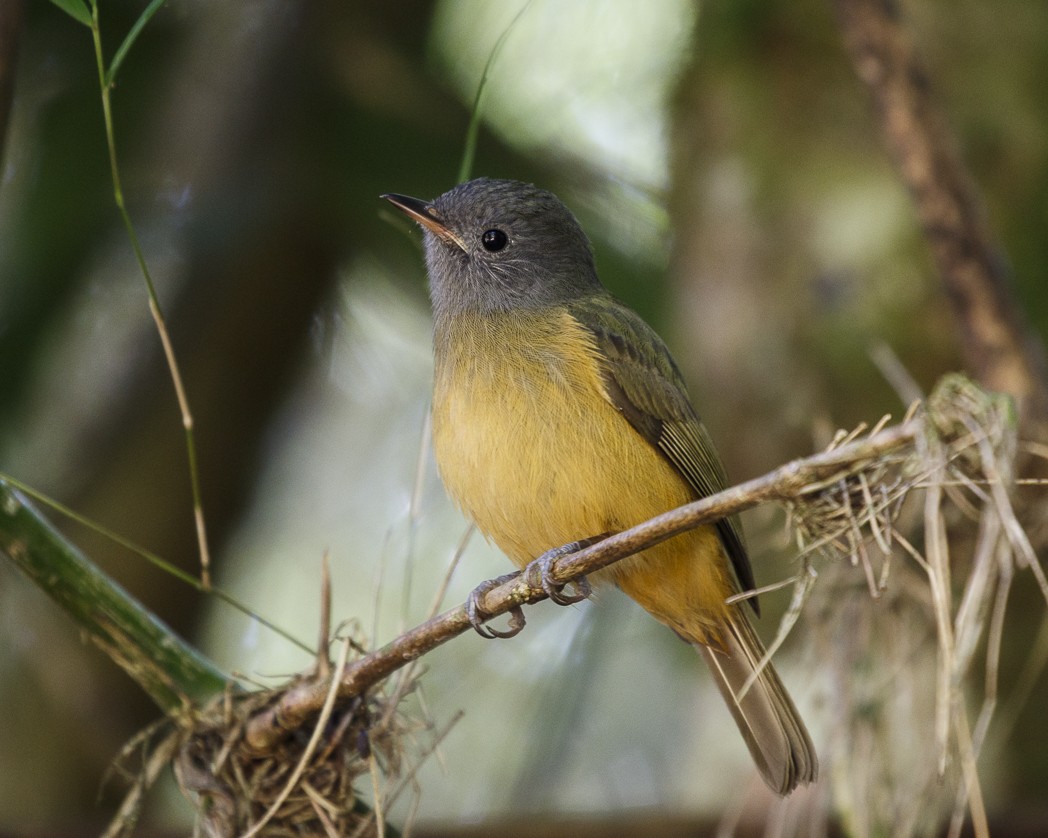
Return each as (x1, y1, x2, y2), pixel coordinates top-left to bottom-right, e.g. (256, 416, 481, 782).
(527, 538, 601, 606)
(466, 572, 525, 639)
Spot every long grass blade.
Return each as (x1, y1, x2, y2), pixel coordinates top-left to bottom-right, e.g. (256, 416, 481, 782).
(457, 1, 532, 183)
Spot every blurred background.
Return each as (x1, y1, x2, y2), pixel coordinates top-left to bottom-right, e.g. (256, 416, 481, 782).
(1, 0, 1047, 834)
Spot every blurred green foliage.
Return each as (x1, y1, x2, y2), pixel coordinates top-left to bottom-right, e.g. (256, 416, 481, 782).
(1, 0, 1047, 832)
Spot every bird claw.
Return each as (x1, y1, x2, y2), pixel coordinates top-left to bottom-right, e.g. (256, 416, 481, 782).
(525, 540, 595, 606)
(465, 534, 606, 636)
(466, 572, 526, 639)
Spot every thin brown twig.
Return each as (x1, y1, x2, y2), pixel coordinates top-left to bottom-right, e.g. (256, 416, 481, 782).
(376, 523, 474, 735)
(88, 5, 212, 587)
(102, 726, 183, 838)
(316, 551, 332, 680)
(384, 709, 464, 813)
(244, 418, 920, 751)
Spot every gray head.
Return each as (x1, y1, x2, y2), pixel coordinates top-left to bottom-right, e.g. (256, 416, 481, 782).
(383, 178, 605, 316)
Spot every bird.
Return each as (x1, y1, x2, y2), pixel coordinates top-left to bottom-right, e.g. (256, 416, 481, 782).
(382, 177, 817, 795)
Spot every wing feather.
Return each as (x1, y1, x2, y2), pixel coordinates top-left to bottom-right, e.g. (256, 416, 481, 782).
(570, 297, 757, 609)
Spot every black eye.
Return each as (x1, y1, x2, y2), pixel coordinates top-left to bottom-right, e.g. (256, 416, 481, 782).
(481, 229, 508, 252)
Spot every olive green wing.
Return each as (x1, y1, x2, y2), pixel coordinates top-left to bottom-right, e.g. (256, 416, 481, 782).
(570, 297, 758, 611)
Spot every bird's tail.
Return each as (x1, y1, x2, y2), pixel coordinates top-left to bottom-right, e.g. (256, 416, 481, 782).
(695, 610, 818, 795)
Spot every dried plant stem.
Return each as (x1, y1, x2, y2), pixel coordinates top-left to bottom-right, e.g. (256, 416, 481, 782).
(89, 2, 212, 587)
(101, 726, 183, 838)
(949, 703, 989, 838)
(923, 472, 954, 775)
(245, 418, 919, 751)
(242, 637, 352, 838)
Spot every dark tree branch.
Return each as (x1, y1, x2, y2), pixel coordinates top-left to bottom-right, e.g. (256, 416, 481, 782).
(833, 0, 1048, 423)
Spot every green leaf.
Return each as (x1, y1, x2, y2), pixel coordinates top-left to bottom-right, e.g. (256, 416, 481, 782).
(106, 0, 169, 86)
(49, 0, 92, 27)
(0, 478, 229, 710)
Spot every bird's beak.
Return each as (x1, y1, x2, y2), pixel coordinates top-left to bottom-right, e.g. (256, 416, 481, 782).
(382, 193, 468, 252)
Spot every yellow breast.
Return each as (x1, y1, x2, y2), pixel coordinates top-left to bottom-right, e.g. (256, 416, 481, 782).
(431, 307, 732, 639)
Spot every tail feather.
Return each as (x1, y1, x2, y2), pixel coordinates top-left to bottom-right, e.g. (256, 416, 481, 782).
(696, 612, 817, 795)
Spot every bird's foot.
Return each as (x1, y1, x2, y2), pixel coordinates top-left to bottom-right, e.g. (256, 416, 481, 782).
(466, 572, 526, 639)
(525, 537, 604, 606)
